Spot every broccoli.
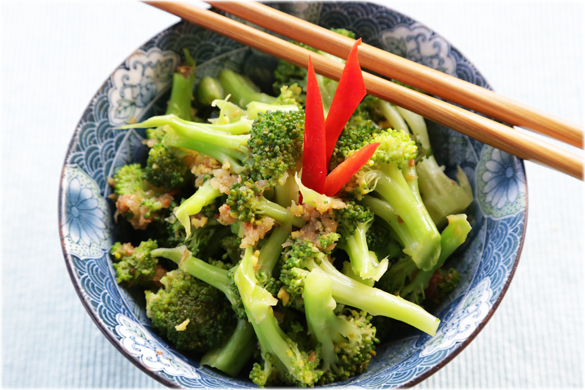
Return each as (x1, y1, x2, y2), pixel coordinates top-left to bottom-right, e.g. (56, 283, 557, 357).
(245, 110, 305, 188)
(366, 221, 403, 261)
(197, 75, 225, 106)
(174, 180, 223, 237)
(234, 248, 322, 387)
(357, 96, 473, 227)
(304, 270, 378, 384)
(334, 201, 388, 282)
(394, 107, 473, 227)
(122, 114, 252, 173)
(220, 234, 243, 263)
(110, 239, 165, 287)
(201, 318, 257, 377)
(151, 246, 245, 319)
(144, 143, 193, 189)
(110, 164, 174, 229)
(399, 214, 471, 305)
(218, 69, 277, 109)
(145, 268, 236, 353)
(335, 126, 442, 271)
(144, 50, 197, 189)
(280, 238, 440, 336)
(225, 182, 304, 228)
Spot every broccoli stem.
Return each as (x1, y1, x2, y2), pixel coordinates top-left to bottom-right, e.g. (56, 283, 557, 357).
(377, 100, 408, 132)
(258, 223, 292, 276)
(303, 271, 345, 371)
(254, 199, 305, 228)
(274, 173, 299, 207)
(218, 69, 277, 108)
(396, 107, 473, 227)
(308, 257, 439, 336)
(341, 261, 375, 287)
(197, 76, 225, 106)
(338, 222, 388, 282)
(122, 114, 251, 171)
(166, 71, 195, 121)
(368, 163, 441, 271)
(246, 102, 299, 120)
(401, 214, 472, 296)
(175, 180, 222, 237)
(235, 248, 319, 387)
(200, 318, 256, 377)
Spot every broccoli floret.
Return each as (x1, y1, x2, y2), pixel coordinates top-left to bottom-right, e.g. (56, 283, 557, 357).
(280, 238, 439, 335)
(145, 269, 236, 353)
(245, 110, 305, 187)
(235, 248, 322, 387)
(151, 246, 246, 319)
(334, 201, 388, 282)
(225, 182, 304, 227)
(145, 143, 193, 189)
(339, 128, 441, 271)
(110, 164, 174, 229)
(304, 270, 378, 384)
(220, 234, 243, 263)
(110, 239, 165, 287)
(218, 69, 277, 109)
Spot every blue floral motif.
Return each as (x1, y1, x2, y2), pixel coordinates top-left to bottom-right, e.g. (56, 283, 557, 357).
(482, 149, 525, 209)
(62, 177, 106, 246)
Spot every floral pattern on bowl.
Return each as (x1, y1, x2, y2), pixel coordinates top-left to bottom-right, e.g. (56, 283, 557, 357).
(59, 2, 527, 388)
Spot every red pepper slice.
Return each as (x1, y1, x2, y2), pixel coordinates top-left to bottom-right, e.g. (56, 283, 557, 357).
(323, 142, 380, 196)
(302, 56, 327, 193)
(324, 39, 367, 166)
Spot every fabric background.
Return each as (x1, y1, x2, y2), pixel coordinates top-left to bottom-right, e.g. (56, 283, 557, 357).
(1, 1, 583, 388)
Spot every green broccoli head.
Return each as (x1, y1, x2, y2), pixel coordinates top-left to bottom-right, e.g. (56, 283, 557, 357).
(334, 201, 373, 237)
(246, 110, 305, 186)
(110, 239, 162, 287)
(145, 143, 192, 189)
(279, 239, 325, 307)
(145, 269, 236, 353)
(330, 121, 385, 170)
(110, 164, 174, 229)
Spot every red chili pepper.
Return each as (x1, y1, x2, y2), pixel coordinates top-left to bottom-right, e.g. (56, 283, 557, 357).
(324, 39, 367, 166)
(302, 56, 327, 193)
(323, 142, 380, 196)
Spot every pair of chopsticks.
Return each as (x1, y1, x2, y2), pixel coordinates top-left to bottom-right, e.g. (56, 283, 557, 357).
(145, 1, 584, 180)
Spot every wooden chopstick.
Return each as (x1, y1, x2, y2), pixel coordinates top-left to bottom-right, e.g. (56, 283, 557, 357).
(144, 1, 584, 180)
(209, 0, 584, 150)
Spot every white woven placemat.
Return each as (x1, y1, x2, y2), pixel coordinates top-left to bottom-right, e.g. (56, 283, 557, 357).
(1, 1, 582, 388)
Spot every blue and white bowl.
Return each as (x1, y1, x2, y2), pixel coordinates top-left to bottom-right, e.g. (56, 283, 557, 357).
(58, 2, 527, 388)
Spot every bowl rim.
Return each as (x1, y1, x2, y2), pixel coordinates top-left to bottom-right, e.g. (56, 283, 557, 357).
(58, 3, 529, 388)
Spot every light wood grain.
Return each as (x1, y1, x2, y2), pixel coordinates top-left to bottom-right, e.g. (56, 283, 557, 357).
(144, 1, 584, 180)
(209, 0, 584, 149)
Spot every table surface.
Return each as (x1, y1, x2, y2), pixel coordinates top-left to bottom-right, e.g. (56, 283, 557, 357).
(1, 1, 583, 388)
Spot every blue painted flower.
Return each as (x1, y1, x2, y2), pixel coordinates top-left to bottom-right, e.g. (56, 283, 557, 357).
(63, 178, 106, 245)
(482, 149, 525, 209)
